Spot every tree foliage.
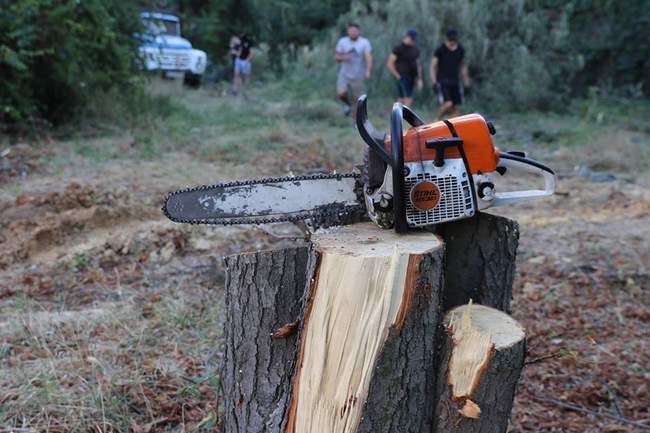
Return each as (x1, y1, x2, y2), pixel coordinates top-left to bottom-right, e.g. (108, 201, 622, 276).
(166, 0, 353, 72)
(565, 0, 650, 95)
(0, 0, 141, 129)
(282, 0, 648, 111)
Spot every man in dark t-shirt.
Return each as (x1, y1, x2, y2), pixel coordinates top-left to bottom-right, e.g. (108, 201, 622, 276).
(233, 33, 255, 96)
(387, 29, 422, 106)
(429, 29, 470, 119)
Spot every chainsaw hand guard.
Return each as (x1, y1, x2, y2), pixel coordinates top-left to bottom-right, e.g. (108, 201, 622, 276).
(490, 153, 556, 207)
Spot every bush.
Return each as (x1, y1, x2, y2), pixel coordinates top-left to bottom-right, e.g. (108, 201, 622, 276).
(566, 0, 650, 95)
(0, 0, 142, 130)
(286, 0, 648, 113)
(284, 0, 578, 112)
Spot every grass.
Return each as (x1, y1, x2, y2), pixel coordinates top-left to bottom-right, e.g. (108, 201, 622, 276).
(55, 77, 650, 175)
(1, 289, 223, 433)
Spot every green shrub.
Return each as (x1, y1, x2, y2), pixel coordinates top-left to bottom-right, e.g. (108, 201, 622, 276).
(283, 0, 578, 112)
(566, 0, 650, 95)
(0, 0, 142, 130)
(283, 0, 648, 113)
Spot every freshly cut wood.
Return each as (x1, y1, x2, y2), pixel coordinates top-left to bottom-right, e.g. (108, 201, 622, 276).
(286, 223, 444, 433)
(433, 303, 526, 433)
(437, 212, 519, 312)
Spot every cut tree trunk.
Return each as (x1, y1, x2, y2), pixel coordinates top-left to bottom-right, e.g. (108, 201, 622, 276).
(222, 246, 310, 433)
(221, 216, 521, 433)
(433, 303, 526, 433)
(437, 212, 519, 312)
(285, 224, 444, 433)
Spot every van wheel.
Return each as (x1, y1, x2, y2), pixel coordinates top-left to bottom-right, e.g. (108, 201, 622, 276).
(183, 72, 202, 88)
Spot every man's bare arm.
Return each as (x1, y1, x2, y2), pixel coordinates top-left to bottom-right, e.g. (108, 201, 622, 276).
(335, 51, 351, 62)
(387, 54, 400, 79)
(364, 50, 373, 79)
(429, 57, 438, 84)
(461, 64, 470, 86)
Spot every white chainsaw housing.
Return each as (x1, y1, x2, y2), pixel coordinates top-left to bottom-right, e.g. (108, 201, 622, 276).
(404, 160, 475, 226)
(364, 153, 557, 229)
(364, 159, 477, 228)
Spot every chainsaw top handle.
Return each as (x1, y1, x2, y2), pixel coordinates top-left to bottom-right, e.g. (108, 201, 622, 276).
(355, 95, 425, 166)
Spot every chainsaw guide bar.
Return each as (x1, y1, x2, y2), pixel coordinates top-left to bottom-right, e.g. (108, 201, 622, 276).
(162, 172, 365, 226)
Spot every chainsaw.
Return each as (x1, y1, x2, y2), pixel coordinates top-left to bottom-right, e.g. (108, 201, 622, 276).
(163, 95, 556, 233)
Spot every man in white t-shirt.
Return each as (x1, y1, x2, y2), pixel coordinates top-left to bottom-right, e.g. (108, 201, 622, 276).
(335, 23, 373, 118)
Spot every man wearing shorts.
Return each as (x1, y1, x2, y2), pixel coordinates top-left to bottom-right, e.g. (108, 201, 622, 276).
(233, 33, 255, 96)
(335, 23, 373, 118)
(429, 29, 470, 119)
(387, 29, 422, 106)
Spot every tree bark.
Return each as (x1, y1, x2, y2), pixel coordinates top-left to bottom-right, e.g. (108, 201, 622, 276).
(433, 303, 526, 433)
(437, 212, 519, 313)
(222, 246, 310, 433)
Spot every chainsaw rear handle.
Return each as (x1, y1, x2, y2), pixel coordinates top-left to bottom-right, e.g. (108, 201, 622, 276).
(492, 153, 556, 207)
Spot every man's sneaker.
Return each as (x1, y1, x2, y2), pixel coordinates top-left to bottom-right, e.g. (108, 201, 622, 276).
(342, 104, 352, 116)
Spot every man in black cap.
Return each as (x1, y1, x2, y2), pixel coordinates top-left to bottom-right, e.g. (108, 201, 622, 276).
(429, 29, 470, 119)
(387, 29, 422, 106)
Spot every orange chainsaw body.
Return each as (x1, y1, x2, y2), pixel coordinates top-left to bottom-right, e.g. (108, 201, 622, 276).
(385, 113, 499, 174)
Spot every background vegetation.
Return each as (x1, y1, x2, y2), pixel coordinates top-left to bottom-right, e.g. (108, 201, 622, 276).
(0, 0, 142, 129)
(0, 0, 648, 130)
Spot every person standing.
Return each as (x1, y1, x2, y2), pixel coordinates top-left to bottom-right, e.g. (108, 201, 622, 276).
(335, 23, 373, 118)
(229, 34, 241, 78)
(233, 33, 255, 96)
(429, 29, 470, 119)
(387, 29, 422, 106)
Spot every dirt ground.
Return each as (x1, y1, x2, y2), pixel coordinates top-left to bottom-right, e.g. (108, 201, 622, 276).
(1, 86, 648, 432)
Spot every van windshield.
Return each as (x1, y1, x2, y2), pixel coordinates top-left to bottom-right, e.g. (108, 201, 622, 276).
(143, 18, 179, 37)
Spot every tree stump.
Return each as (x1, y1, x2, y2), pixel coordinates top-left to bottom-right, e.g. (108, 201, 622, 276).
(433, 303, 526, 433)
(437, 212, 519, 312)
(222, 214, 521, 433)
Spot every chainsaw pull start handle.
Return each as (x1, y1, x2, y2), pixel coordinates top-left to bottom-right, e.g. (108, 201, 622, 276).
(492, 153, 556, 206)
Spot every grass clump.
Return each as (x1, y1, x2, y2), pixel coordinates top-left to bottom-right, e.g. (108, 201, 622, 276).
(0, 289, 224, 433)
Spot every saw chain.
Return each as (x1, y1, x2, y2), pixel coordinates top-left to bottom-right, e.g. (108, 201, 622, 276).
(162, 171, 365, 226)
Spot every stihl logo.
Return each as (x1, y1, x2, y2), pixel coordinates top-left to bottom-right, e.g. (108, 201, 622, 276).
(410, 181, 441, 211)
